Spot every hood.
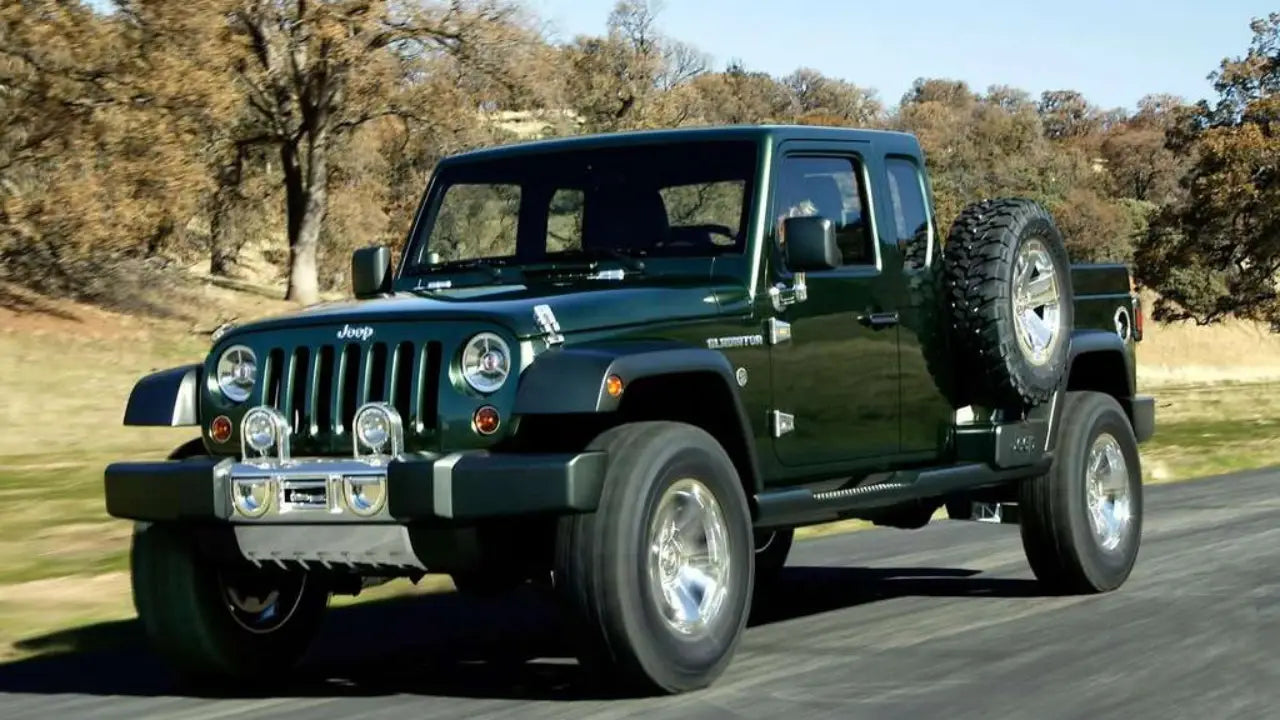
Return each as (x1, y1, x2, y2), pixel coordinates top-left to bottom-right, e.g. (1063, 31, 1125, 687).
(216, 279, 726, 342)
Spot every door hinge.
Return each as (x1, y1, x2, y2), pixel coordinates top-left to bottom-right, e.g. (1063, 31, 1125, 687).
(768, 272, 808, 312)
(766, 318, 791, 345)
(770, 410, 795, 438)
(532, 303, 564, 345)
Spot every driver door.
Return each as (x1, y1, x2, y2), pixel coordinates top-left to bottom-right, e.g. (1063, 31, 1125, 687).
(767, 147, 902, 470)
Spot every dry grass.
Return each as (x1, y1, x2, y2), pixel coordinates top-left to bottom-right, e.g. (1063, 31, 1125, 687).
(0, 280, 1278, 660)
(1131, 290, 1280, 388)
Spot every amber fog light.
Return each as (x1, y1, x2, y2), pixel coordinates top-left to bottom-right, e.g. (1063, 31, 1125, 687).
(473, 405, 501, 435)
(210, 415, 233, 443)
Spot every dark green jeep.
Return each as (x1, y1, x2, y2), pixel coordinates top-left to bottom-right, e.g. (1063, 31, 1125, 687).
(105, 125, 1154, 694)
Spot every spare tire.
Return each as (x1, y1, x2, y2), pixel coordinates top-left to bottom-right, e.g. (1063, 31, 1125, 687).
(942, 198, 1073, 410)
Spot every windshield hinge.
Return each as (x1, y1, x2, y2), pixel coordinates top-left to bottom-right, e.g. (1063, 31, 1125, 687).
(533, 304, 564, 345)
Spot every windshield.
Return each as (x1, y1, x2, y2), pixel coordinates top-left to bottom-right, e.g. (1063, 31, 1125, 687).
(403, 139, 759, 274)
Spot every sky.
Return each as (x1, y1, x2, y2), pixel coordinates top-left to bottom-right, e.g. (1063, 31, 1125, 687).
(525, 0, 1275, 112)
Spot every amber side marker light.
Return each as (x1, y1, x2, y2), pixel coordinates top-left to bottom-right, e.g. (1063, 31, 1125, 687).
(605, 374, 624, 398)
(210, 415, 233, 443)
(473, 405, 501, 435)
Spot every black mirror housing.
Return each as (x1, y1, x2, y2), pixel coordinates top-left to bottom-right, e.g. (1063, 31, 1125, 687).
(352, 246, 392, 298)
(783, 216, 841, 271)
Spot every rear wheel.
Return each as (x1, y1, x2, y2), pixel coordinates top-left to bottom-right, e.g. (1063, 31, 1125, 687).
(554, 421, 754, 694)
(130, 523, 330, 685)
(1018, 391, 1143, 593)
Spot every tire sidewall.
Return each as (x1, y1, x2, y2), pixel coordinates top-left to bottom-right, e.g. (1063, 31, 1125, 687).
(1057, 395, 1143, 588)
(605, 427, 754, 689)
(131, 523, 330, 680)
(1003, 217, 1074, 399)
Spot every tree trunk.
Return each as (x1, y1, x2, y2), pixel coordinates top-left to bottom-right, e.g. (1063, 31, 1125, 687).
(282, 136, 327, 305)
(286, 236, 319, 304)
(209, 153, 243, 277)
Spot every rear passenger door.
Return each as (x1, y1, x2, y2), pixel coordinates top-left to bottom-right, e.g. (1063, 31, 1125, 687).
(880, 153, 955, 457)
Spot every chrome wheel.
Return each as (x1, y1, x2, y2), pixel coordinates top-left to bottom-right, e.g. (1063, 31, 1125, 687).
(219, 571, 308, 635)
(646, 478, 733, 638)
(1012, 238, 1063, 366)
(1084, 432, 1133, 553)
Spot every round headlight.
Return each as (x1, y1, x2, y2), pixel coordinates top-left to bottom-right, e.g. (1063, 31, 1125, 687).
(344, 476, 387, 516)
(460, 332, 511, 394)
(242, 408, 278, 453)
(356, 406, 391, 452)
(216, 345, 257, 403)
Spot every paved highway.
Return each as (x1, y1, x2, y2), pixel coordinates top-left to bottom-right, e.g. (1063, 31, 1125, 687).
(1, 468, 1277, 719)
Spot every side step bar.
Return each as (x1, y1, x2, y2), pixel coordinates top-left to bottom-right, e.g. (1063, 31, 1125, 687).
(753, 460, 1048, 530)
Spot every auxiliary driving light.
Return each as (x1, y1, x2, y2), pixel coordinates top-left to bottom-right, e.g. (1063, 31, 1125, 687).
(231, 477, 272, 518)
(343, 475, 387, 516)
(352, 402, 404, 457)
(240, 406, 290, 459)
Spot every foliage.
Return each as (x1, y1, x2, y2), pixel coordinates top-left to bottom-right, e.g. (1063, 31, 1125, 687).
(0, 2, 1274, 329)
(1135, 13, 1280, 330)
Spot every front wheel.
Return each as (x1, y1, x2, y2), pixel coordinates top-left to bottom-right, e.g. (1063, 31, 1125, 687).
(1017, 391, 1144, 593)
(554, 421, 754, 695)
(754, 528, 794, 584)
(130, 523, 331, 685)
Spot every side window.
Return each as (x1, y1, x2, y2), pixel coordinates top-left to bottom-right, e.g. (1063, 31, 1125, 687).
(884, 157, 932, 267)
(772, 156, 873, 265)
(547, 188, 584, 253)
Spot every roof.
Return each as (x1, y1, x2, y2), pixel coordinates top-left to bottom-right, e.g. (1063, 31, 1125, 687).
(440, 124, 921, 165)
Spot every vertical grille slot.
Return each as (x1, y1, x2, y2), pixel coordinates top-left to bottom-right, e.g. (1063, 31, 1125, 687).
(339, 344, 361, 434)
(263, 348, 285, 408)
(314, 346, 335, 434)
(392, 342, 414, 421)
(418, 341, 443, 431)
(367, 342, 388, 402)
(284, 347, 309, 432)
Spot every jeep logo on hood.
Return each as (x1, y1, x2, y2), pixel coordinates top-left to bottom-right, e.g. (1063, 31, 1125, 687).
(336, 324, 375, 341)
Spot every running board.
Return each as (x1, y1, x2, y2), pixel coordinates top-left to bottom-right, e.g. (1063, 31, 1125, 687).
(753, 460, 1049, 530)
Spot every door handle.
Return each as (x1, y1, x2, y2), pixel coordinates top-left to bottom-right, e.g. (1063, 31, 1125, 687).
(857, 310, 899, 329)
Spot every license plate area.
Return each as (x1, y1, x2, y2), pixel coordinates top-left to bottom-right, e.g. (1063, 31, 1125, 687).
(279, 478, 330, 512)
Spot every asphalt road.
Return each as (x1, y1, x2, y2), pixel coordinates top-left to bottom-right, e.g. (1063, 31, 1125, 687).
(1, 468, 1277, 719)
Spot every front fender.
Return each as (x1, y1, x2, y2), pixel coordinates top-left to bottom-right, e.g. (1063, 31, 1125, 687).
(123, 364, 201, 427)
(514, 341, 744, 414)
(513, 341, 761, 490)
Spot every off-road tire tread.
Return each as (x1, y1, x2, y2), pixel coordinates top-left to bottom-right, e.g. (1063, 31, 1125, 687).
(943, 197, 1073, 409)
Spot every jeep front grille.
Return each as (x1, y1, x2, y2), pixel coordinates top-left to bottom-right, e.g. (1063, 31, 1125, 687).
(256, 340, 443, 439)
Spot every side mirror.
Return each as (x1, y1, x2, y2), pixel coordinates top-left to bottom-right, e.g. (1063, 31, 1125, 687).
(352, 246, 392, 298)
(783, 216, 841, 271)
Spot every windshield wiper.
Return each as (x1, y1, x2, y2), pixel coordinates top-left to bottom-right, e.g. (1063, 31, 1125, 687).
(406, 257, 505, 281)
(546, 248, 646, 272)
